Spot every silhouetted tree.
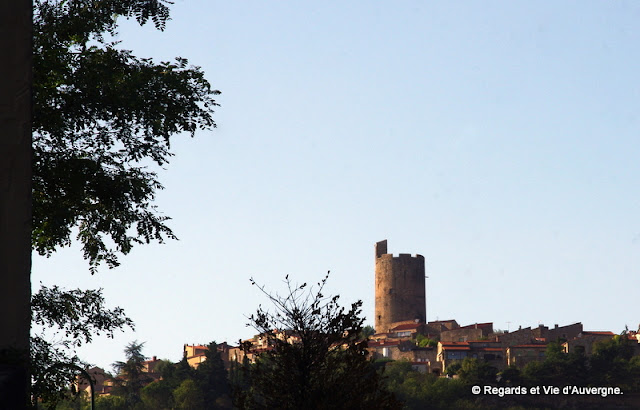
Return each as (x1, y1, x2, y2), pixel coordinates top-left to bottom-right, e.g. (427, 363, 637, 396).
(31, 286, 133, 405)
(196, 342, 231, 408)
(235, 272, 400, 409)
(30, 0, 218, 400)
(141, 357, 195, 409)
(112, 341, 150, 407)
(33, 0, 220, 272)
(590, 333, 638, 390)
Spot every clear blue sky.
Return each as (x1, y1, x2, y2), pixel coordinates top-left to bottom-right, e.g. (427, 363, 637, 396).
(33, 1, 640, 371)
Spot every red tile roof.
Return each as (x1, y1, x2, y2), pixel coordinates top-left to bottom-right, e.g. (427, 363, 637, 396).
(440, 342, 469, 346)
(443, 346, 471, 351)
(581, 331, 615, 336)
(391, 323, 422, 331)
(510, 344, 547, 349)
(440, 342, 470, 350)
(476, 347, 503, 352)
(368, 340, 401, 347)
(371, 332, 393, 337)
(186, 344, 210, 350)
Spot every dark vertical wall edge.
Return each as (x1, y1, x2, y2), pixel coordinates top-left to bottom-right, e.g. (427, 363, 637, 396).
(0, 0, 33, 407)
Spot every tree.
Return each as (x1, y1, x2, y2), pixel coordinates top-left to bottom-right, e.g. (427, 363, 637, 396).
(173, 379, 205, 410)
(497, 365, 522, 386)
(235, 272, 399, 409)
(416, 334, 437, 348)
(520, 342, 588, 388)
(590, 334, 637, 389)
(112, 341, 151, 407)
(455, 358, 498, 386)
(141, 357, 194, 409)
(195, 342, 231, 408)
(32, 0, 220, 272)
(31, 285, 134, 405)
(141, 379, 174, 410)
(383, 361, 470, 410)
(29, 0, 218, 401)
(94, 394, 127, 410)
(360, 325, 376, 339)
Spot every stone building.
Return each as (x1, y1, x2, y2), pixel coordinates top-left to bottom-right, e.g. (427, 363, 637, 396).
(562, 331, 615, 355)
(506, 344, 547, 368)
(374, 240, 426, 334)
(437, 340, 505, 373)
(184, 344, 209, 368)
(184, 342, 237, 370)
(497, 323, 583, 346)
(440, 322, 494, 342)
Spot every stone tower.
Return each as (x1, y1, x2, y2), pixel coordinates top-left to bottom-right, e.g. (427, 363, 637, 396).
(374, 240, 426, 333)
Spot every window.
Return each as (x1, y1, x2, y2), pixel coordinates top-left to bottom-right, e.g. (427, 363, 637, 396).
(446, 351, 467, 360)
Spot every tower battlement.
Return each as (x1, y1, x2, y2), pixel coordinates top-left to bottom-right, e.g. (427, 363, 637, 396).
(377, 253, 424, 261)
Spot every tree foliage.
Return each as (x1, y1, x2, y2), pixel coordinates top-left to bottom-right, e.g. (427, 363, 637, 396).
(32, 285, 134, 346)
(455, 358, 498, 386)
(173, 379, 205, 409)
(112, 341, 151, 407)
(415, 334, 437, 348)
(195, 342, 231, 408)
(235, 273, 399, 409)
(383, 361, 470, 410)
(31, 0, 217, 401)
(31, 286, 133, 405)
(360, 324, 376, 339)
(33, 0, 220, 272)
(588, 334, 640, 391)
(140, 357, 193, 409)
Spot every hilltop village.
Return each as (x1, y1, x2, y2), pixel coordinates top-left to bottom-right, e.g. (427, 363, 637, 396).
(363, 239, 640, 374)
(80, 240, 640, 399)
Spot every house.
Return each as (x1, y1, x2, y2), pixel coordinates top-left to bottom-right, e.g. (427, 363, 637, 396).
(184, 342, 240, 370)
(426, 320, 460, 333)
(440, 322, 494, 342)
(76, 367, 111, 399)
(142, 356, 163, 374)
(562, 331, 615, 355)
(506, 344, 547, 368)
(76, 355, 162, 400)
(184, 344, 209, 368)
(389, 321, 427, 338)
(437, 340, 505, 373)
(497, 323, 583, 347)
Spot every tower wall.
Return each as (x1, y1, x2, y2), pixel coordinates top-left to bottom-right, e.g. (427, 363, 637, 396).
(374, 240, 426, 334)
